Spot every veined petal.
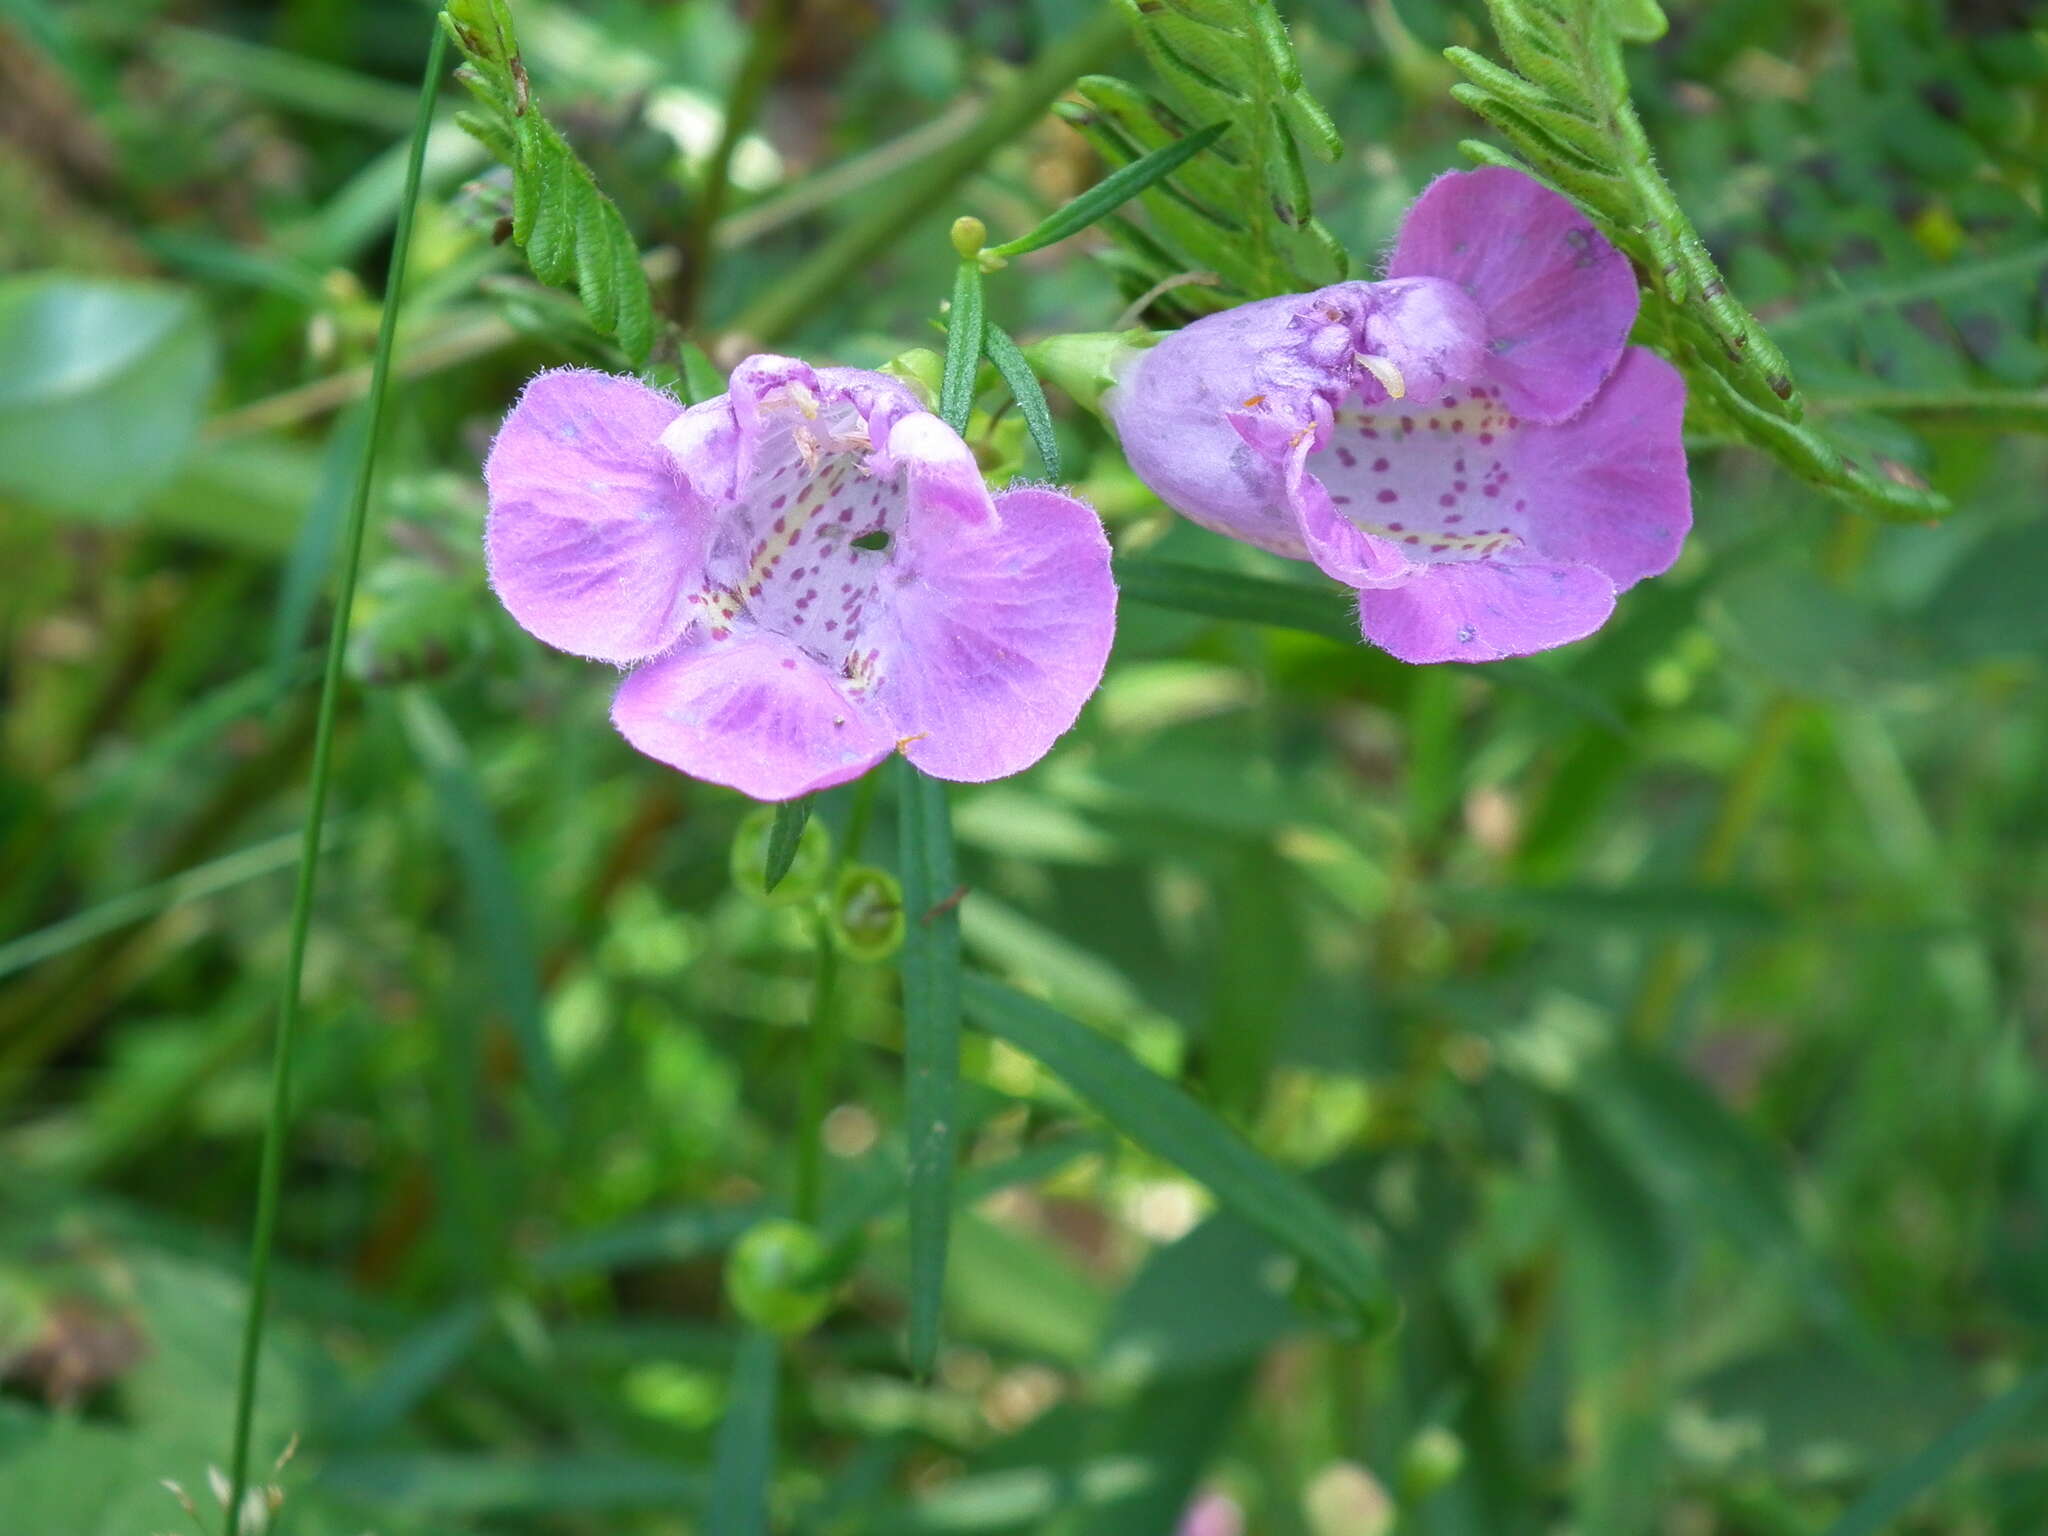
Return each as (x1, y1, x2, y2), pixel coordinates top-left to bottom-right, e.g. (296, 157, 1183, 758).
(611, 633, 895, 802)
(1359, 558, 1615, 664)
(1509, 348, 1690, 590)
(1387, 167, 1638, 425)
(870, 485, 1117, 783)
(485, 368, 706, 664)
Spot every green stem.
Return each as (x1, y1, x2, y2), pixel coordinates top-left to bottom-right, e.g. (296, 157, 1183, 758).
(791, 768, 880, 1223)
(678, 0, 797, 328)
(728, 6, 1127, 345)
(793, 909, 842, 1225)
(220, 25, 448, 1533)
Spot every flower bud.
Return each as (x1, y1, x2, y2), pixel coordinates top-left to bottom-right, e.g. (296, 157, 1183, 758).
(1398, 1424, 1466, 1501)
(725, 1219, 835, 1336)
(949, 215, 987, 260)
(831, 864, 906, 962)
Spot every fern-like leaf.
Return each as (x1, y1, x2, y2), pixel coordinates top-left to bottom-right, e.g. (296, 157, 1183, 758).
(1447, 0, 1956, 520)
(441, 0, 655, 366)
(1069, 0, 1348, 309)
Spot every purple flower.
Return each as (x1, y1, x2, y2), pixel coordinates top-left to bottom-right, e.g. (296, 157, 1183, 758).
(485, 356, 1116, 801)
(1107, 167, 1689, 663)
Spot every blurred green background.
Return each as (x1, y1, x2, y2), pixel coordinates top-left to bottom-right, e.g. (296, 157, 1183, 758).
(4, 0, 2048, 1531)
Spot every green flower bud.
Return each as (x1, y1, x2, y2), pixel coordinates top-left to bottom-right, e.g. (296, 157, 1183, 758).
(831, 864, 906, 962)
(1398, 1424, 1466, 1502)
(725, 1219, 835, 1336)
(949, 215, 987, 259)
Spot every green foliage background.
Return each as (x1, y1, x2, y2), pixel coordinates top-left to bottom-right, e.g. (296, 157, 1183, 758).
(3, 0, 2048, 1532)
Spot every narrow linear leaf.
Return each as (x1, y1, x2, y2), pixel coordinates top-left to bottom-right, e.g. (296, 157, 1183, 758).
(1821, 1364, 2048, 1536)
(269, 403, 368, 680)
(990, 122, 1227, 258)
(963, 976, 1393, 1330)
(763, 797, 814, 895)
(706, 1332, 780, 1536)
(397, 688, 565, 1125)
(939, 258, 985, 437)
(982, 323, 1061, 478)
(897, 758, 963, 1375)
(0, 831, 311, 983)
(1115, 558, 1358, 643)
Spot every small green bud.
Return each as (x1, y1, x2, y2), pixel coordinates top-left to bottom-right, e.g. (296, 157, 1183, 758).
(1398, 1424, 1466, 1502)
(726, 1219, 835, 1336)
(729, 804, 831, 907)
(1305, 1463, 1394, 1536)
(831, 864, 906, 962)
(949, 215, 987, 259)
(1023, 330, 1155, 418)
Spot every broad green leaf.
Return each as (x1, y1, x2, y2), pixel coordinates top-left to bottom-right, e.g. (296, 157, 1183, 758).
(0, 275, 216, 518)
(897, 760, 963, 1374)
(963, 977, 1393, 1331)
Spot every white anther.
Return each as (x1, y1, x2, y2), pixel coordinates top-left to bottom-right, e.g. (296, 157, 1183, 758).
(1355, 353, 1407, 400)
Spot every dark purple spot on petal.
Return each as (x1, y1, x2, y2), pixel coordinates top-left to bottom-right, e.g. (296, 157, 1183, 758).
(1377, 489, 1398, 504)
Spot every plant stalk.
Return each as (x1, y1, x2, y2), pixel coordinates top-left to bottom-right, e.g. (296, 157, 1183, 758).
(729, 6, 1128, 346)
(678, 0, 798, 328)
(220, 24, 449, 1533)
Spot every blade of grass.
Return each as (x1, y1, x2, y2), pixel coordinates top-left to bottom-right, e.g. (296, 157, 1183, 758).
(0, 831, 309, 984)
(897, 757, 963, 1376)
(707, 1331, 781, 1536)
(1820, 1364, 2048, 1536)
(220, 23, 449, 1532)
(987, 121, 1226, 257)
(963, 976, 1394, 1332)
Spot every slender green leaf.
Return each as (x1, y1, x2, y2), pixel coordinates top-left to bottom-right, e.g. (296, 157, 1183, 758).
(269, 403, 368, 680)
(764, 797, 814, 895)
(0, 832, 311, 983)
(707, 1332, 779, 1536)
(963, 976, 1393, 1330)
(989, 122, 1226, 257)
(1821, 1365, 2048, 1536)
(982, 323, 1060, 478)
(897, 759, 964, 1375)
(318, 1452, 707, 1514)
(940, 258, 985, 436)
(1115, 559, 1357, 642)
(398, 688, 564, 1125)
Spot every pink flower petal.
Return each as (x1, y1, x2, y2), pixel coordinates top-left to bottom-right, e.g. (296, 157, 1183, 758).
(1508, 347, 1690, 590)
(1359, 558, 1616, 663)
(611, 634, 895, 802)
(484, 369, 704, 664)
(873, 484, 1117, 783)
(1388, 167, 1639, 424)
